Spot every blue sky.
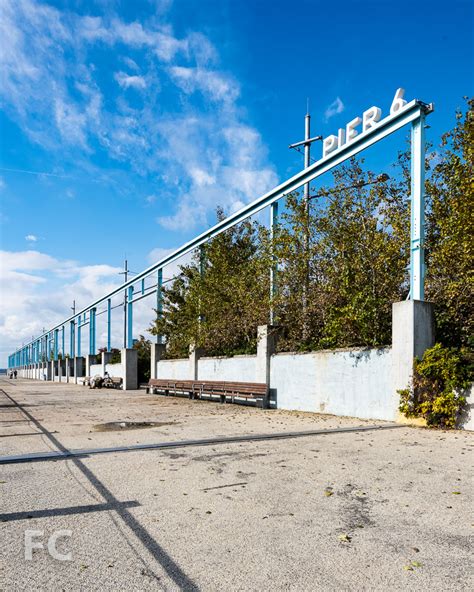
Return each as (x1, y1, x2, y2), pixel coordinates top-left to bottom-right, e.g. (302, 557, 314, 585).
(0, 0, 472, 365)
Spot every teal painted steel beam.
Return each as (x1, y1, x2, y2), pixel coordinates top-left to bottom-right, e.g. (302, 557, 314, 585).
(127, 286, 133, 349)
(89, 308, 96, 355)
(107, 299, 111, 351)
(77, 316, 82, 358)
(53, 330, 58, 361)
(157, 268, 163, 345)
(70, 321, 75, 358)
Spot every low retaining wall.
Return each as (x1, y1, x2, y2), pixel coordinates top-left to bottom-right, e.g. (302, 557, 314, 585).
(156, 348, 393, 421)
(89, 363, 102, 376)
(105, 362, 123, 379)
(156, 359, 189, 380)
(271, 348, 394, 420)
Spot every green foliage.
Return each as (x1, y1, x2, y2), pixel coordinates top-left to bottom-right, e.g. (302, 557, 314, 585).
(150, 208, 271, 357)
(398, 344, 472, 428)
(133, 335, 151, 383)
(425, 98, 474, 348)
(97, 347, 121, 364)
(274, 159, 409, 351)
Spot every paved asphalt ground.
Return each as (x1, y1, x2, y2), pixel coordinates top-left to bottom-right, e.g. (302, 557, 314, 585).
(0, 378, 472, 591)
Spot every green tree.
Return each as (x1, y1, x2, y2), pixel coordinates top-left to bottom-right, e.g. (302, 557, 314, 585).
(274, 158, 409, 351)
(150, 208, 272, 356)
(425, 98, 473, 348)
(133, 335, 151, 383)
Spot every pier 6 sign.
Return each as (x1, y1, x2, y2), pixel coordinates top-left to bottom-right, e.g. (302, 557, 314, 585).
(322, 88, 407, 158)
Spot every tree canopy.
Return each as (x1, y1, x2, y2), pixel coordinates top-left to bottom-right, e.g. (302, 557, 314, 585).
(150, 99, 473, 356)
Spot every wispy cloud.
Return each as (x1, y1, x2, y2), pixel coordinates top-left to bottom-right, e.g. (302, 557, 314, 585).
(114, 71, 147, 90)
(324, 97, 345, 122)
(0, 0, 277, 234)
(25, 234, 38, 242)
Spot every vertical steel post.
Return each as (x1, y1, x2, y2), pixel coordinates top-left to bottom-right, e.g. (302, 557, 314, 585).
(54, 329, 59, 361)
(89, 308, 96, 355)
(123, 259, 128, 349)
(77, 316, 82, 358)
(61, 326, 65, 358)
(304, 111, 311, 207)
(107, 298, 111, 351)
(127, 286, 134, 349)
(410, 113, 426, 301)
(269, 201, 279, 325)
(70, 321, 75, 358)
(157, 268, 163, 344)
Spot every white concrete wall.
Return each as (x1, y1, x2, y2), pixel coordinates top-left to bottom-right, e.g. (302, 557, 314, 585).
(156, 359, 190, 380)
(271, 347, 395, 421)
(461, 385, 474, 431)
(105, 362, 123, 379)
(89, 363, 102, 376)
(198, 356, 257, 382)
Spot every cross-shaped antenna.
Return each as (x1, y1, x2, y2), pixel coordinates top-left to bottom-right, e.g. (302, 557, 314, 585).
(289, 103, 323, 208)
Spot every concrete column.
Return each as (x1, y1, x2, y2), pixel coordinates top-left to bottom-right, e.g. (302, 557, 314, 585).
(189, 345, 203, 380)
(392, 300, 435, 395)
(85, 355, 96, 378)
(256, 325, 278, 384)
(49, 360, 55, 382)
(67, 358, 74, 382)
(101, 351, 113, 377)
(122, 348, 138, 390)
(150, 344, 166, 379)
(74, 357, 85, 384)
(58, 360, 63, 383)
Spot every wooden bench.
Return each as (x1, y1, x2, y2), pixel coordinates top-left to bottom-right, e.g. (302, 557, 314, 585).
(147, 379, 269, 408)
(103, 376, 123, 389)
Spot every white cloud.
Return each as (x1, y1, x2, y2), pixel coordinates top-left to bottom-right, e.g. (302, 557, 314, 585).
(114, 71, 147, 90)
(324, 97, 345, 121)
(0, 176, 5, 190)
(169, 66, 240, 104)
(0, 0, 277, 233)
(0, 249, 135, 365)
(25, 234, 38, 242)
(123, 56, 139, 71)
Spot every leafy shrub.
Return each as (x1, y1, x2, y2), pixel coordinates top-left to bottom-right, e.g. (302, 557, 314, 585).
(399, 344, 472, 428)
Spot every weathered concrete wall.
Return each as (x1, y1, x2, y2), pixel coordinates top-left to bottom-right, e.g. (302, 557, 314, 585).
(271, 348, 394, 420)
(198, 356, 257, 382)
(89, 363, 102, 376)
(105, 363, 123, 379)
(156, 359, 190, 380)
(461, 385, 474, 431)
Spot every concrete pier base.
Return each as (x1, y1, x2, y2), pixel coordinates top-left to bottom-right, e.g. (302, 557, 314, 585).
(150, 344, 166, 380)
(101, 352, 113, 376)
(74, 357, 85, 384)
(392, 300, 435, 395)
(122, 348, 138, 390)
(189, 345, 203, 381)
(256, 325, 279, 385)
(85, 355, 96, 379)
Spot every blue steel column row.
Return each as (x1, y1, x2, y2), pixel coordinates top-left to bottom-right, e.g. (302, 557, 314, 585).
(10, 267, 166, 366)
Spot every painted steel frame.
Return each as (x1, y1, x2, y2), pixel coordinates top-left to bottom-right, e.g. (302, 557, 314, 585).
(9, 98, 432, 366)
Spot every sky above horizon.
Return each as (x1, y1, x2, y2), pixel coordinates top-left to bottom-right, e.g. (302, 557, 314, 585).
(0, 0, 473, 365)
